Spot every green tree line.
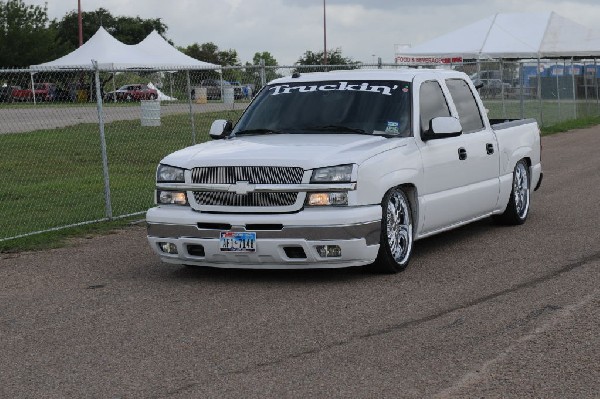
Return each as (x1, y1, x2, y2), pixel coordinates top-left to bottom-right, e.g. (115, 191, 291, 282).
(0, 0, 356, 69)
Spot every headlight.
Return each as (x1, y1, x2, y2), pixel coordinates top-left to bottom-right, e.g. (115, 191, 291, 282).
(157, 164, 185, 182)
(157, 190, 188, 205)
(310, 164, 353, 183)
(307, 192, 348, 206)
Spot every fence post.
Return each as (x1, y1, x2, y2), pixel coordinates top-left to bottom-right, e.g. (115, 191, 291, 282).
(500, 59, 506, 118)
(556, 61, 561, 121)
(519, 62, 524, 119)
(537, 58, 543, 126)
(92, 60, 113, 220)
(186, 70, 196, 145)
(595, 58, 599, 113)
(571, 57, 577, 119)
(260, 59, 266, 88)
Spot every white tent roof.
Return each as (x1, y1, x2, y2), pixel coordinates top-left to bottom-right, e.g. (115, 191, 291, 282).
(398, 12, 600, 60)
(135, 31, 218, 69)
(32, 27, 219, 70)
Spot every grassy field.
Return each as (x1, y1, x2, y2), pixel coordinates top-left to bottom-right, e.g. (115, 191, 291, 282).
(0, 109, 243, 248)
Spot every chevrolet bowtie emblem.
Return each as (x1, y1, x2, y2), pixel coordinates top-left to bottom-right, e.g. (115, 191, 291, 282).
(229, 181, 254, 195)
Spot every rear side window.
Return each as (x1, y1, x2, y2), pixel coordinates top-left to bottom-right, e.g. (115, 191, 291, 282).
(446, 79, 485, 133)
(419, 81, 450, 134)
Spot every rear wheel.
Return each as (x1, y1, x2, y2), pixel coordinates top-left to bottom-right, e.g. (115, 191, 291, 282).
(494, 159, 530, 225)
(371, 187, 414, 273)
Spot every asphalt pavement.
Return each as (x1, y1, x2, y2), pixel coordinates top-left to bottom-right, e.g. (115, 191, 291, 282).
(0, 126, 599, 398)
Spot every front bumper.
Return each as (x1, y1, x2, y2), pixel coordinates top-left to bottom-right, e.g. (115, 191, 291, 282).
(146, 205, 381, 269)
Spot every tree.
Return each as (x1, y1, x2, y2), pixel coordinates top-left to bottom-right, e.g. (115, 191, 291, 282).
(179, 42, 240, 66)
(295, 48, 359, 72)
(252, 51, 277, 67)
(0, 0, 62, 66)
(51, 8, 168, 51)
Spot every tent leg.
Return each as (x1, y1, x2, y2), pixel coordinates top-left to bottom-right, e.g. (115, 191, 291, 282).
(186, 70, 197, 145)
(93, 60, 112, 220)
(556, 61, 561, 121)
(595, 59, 599, 113)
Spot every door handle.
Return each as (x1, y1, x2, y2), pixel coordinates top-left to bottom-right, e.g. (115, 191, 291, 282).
(486, 143, 494, 155)
(458, 147, 467, 160)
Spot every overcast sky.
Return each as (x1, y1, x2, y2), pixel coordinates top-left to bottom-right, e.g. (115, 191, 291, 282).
(31, 0, 600, 65)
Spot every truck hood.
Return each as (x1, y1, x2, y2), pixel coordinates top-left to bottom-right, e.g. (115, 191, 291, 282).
(161, 134, 409, 170)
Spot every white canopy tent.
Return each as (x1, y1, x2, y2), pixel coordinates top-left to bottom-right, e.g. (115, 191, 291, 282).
(31, 27, 219, 70)
(397, 12, 600, 61)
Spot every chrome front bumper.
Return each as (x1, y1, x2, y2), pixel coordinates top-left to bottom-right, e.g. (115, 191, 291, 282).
(146, 206, 381, 269)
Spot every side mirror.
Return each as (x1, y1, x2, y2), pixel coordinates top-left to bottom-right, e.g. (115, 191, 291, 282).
(422, 116, 463, 141)
(209, 119, 233, 140)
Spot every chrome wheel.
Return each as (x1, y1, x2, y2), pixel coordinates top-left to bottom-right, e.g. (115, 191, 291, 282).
(513, 161, 530, 219)
(373, 188, 414, 273)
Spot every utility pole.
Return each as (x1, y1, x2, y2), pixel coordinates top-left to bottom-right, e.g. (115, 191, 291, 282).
(78, 0, 83, 47)
(323, 0, 327, 65)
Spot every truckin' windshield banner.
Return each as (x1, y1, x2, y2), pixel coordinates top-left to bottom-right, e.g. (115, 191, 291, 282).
(268, 82, 400, 96)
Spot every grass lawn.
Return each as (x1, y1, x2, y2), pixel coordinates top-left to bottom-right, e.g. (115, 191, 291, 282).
(0, 108, 243, 247)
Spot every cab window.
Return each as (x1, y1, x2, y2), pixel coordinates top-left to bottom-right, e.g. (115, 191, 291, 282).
(446, 79, 485, 134)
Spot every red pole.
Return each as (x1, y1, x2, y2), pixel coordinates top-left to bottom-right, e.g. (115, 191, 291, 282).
(78, 0, 83, 47)
(323, 0, 327, 65)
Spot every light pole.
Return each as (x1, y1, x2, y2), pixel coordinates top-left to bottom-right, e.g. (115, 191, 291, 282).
(323, 0, 327, 65)
(78, 0, 83, 46)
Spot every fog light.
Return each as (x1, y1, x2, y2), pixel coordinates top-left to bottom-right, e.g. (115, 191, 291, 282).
(158, 191, 187, 205)
(308, 192, 348, 206)
(159, 242, 178, 254)
(315, 245, 342, 258)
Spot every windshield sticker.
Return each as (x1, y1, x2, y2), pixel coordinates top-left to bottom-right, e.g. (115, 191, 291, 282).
(269, 82, 399, 96)
(385, 122, 400, 133)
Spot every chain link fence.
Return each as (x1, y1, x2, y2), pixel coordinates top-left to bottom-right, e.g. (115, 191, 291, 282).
(1, 60, 599, 242)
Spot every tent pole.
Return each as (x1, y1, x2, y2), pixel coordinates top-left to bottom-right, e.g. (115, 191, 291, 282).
(571, 57, 577, 119)
(30, 72, 36, 105)
(537, 58, 543, 126)
(92, 60, 113, 220)
(186, 70, 197, 145)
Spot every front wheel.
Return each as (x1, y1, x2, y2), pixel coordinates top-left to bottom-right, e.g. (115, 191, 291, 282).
(371, 187, 414, 273)
(493, 159, 530, 225)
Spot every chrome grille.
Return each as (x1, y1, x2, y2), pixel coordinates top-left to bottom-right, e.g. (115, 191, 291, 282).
(191, 166, 304, 184)
(190, 166, 304, 208)
(193, 192, 298, 207)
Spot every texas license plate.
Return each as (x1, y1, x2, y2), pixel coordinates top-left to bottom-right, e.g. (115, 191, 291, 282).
(219, 231, 256, 252)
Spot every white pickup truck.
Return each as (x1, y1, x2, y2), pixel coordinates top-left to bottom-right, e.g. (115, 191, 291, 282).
(146, 69, 542, 273)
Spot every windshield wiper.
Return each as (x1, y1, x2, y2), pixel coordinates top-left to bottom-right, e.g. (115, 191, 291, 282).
(303, 125, 369, 134)
(235, 128, 283, 136)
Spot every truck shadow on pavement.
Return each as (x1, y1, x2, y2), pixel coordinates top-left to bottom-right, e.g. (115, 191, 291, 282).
(166, 218, 496, 284)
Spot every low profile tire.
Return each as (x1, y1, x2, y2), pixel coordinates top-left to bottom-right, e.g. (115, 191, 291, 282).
(371, 187, 414, 273)
(494, 159, 530, 225)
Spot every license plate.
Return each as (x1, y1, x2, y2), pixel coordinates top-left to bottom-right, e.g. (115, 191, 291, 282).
(219, 231, 256, 252)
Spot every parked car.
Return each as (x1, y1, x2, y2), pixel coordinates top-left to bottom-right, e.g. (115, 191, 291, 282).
(146, 69, 542, 273)
(104, 84, 158, 102)
(11, 83, 62, 102)
(193, 80, 243, 100)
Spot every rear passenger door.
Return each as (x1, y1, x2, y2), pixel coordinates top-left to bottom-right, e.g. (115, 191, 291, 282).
(445, 78, 500, 217)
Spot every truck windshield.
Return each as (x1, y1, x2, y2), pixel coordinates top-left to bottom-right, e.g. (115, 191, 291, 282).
(233, 80, 412, 137)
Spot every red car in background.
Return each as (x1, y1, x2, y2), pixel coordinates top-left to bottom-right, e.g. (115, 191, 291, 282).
(12, 83, 59, 102)
(104, 84, 158, 102)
